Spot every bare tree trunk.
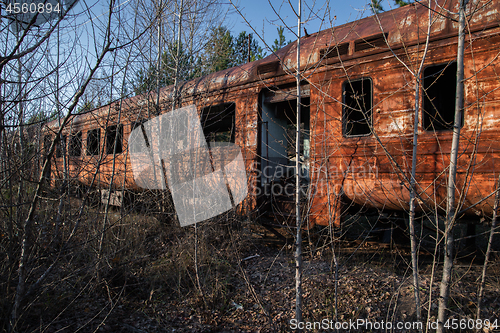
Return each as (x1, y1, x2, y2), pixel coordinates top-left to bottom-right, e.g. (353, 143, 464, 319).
(55, 22, 67, 231)
(15, 28, 25, 227)
(172, 0, 184, 111)
(295, 0, 303, 324)
(476, 174, 500, 319)
(409, 77, 422, 325)
(437, 1, 467, 331)
(408, 6, 433, 321)
(98, 47, 121, 268)
(155, 0, 163, 115)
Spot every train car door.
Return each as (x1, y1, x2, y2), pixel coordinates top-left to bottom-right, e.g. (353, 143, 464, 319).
(259, 84, 310, 222)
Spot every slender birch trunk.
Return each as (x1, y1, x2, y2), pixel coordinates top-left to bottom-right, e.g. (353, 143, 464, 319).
(437, 1, 467, 331)
(155, 0, 162, 115)
(408, 5, 433, 324)
(295, 0, 303, 324)
(172, 0, 184, 111)
(476, 174, 500, 319)
(409, 77, 422, 325)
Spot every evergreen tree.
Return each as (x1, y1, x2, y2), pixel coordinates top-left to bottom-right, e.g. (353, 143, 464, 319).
(134, 26, 267, 95)
(370, 0, 412, 14)
(272, 26, 290, 52)
(77, 100, 98, 113)
(395, 0, 410, 6)
(233, 31, 265, 64)
(203, 26, 235, 74)
(134, 42, 198, 95)
(370, 0, 384, 13)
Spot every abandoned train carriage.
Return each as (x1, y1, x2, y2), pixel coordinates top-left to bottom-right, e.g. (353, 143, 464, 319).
(44, 0, 500, 227)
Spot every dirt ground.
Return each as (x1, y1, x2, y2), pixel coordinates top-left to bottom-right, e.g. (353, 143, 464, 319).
(5, 201, 499, 333)
(36, 239, 500, 332)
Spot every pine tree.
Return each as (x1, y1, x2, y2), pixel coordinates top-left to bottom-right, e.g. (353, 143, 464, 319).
(203, 26, 235, 73)
(370, 0, 384, 14)
(370, 0, 412, 14)
(272, 26, 290, 52)
(233, 31, 265, 64)
(134, 42, 197, 95)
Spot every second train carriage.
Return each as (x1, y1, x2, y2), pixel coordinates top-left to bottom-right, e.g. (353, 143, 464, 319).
(43, 0, 500, 228)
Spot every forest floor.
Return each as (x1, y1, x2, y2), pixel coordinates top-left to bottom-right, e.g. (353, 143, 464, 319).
(8, 203, 500, 333)
(37, 230, 500, 332)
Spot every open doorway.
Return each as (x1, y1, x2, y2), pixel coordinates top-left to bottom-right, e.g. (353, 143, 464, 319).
(259, 85, 310, 220)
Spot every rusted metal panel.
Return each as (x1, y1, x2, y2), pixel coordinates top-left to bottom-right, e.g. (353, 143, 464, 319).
(305, 0, 500, 227)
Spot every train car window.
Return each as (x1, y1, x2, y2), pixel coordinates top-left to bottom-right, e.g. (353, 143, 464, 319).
(342, 78, 372, 137)
(86, 129, 100, 156)
(422, 62, 459, 131)
(257, 61, 279, 76)
(320, 42, 349, 61)
(201, 103, 235, 145)
(354, 33, 388, 52)
(69, 132, 82, 157)
(56, 135, 66, 158)
(106, 125, 123, 154)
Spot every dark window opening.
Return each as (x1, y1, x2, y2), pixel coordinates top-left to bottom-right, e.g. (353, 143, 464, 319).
(42, 135, 52, 180)
(354, 33, 388, 52)
(86, 129, 100, 156)
(56, 135, 66, 158)
(422, 62, 459, 131)
(69, 132, 82, 157)
(257, 61, 279, 75)
(201, 103, 236, 145)
(106, 125, 123, 154)
(320, 43, 349, 60)
(343, 78, 372, 137)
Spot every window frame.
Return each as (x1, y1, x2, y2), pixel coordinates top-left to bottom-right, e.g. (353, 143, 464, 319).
(86, 128, 100, 156)
(69, 131, 82, 157)
(422, 62, 460, 132)
(56, 135, 66, 158)
(105, 124, 123, 155)
(200, 102, 236, 145)
(342, 77, 373, 137)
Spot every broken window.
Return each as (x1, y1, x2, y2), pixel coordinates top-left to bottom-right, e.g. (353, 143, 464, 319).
(42, 135, 52, 180)
(343, 78, 372, 137)
(86, 129, 100, 156)
(201, 103, 235, 145)
(106, 124, 123, 154)
(69, 131, 82, 157)
(422, 62, 459, 131)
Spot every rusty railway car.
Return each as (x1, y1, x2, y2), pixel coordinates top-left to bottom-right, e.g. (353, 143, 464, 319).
(43, 0, 500, 228)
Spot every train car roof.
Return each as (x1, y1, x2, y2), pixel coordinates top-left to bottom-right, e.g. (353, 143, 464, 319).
(45, 0, 499, 131)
